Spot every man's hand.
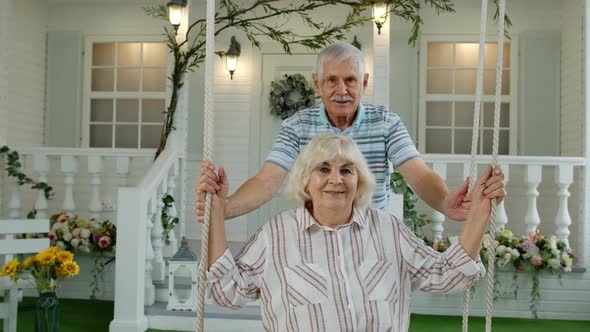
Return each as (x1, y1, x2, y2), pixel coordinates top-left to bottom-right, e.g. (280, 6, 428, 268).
(443, 177, 471, 221)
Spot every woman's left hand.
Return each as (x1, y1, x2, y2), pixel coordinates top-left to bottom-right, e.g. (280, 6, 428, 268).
(482, 165, 506, 203)
(470, 165, 506, 217)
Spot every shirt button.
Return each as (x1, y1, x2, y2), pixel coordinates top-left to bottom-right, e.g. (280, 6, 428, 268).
(347, 304, 352, 310)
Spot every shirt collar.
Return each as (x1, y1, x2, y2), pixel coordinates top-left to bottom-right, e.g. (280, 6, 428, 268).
(318, 101, 365, 128)
(299, 206, 367, 232)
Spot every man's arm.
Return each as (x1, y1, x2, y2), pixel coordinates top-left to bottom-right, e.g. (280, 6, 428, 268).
(224, 162, 288, 219)
(397, 157, 449, 215)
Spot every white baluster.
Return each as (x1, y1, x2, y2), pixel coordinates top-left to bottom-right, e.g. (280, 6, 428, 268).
(152, 180, 167, 281)
(33, 154, 50, 219)
(8, 175, 21, 219)
(88, 156, 103, 219)
(524, 165, 542, 233)
(116, 157, 131, 187)
(495, 162, 509, 231)
(431, 162, 447, 240)
(554, 165, 573, 248)
(163, 160, 179, 257)
(144, 195, 156, 306)
(61, 156, 78, 215)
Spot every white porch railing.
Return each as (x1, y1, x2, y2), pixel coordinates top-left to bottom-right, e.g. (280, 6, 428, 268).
(422, 154, 586, 258)
(0, 147, 155, 220)
(110, 146, 182, 332)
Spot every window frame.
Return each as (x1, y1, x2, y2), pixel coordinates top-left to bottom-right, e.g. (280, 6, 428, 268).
(418, 34, 519, 155)
(82, 36, 171, 149)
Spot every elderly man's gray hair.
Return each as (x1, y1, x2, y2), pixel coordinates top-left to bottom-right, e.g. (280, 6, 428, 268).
(284, 134, 375, 208)
(315, 42, 366, 79)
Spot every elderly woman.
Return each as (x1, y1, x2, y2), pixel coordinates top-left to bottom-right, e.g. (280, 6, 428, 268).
(204, 134, 505, 332)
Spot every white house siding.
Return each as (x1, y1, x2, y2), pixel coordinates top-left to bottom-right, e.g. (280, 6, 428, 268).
(5, 0, 48, 147)
(0, 1, 10, 144)
(561, 0, 584, 157)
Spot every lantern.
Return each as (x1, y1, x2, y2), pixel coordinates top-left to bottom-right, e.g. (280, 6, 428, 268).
(167, 238, 199, 311)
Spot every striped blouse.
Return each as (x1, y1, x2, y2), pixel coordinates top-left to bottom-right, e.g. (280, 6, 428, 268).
(207, 207, 485, 332)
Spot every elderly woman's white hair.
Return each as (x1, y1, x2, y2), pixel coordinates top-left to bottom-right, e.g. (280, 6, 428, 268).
(284, 134, 375, 208)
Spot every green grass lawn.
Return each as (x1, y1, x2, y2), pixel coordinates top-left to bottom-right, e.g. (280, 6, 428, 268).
(4, 298, 590, 331)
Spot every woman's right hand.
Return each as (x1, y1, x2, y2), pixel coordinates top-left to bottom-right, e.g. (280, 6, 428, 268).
(196, 164, 229, 224)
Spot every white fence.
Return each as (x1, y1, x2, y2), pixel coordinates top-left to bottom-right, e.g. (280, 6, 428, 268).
(0, 147, 155, 221)
(421, 154, 586, 260)
(110, 146, 183, 332)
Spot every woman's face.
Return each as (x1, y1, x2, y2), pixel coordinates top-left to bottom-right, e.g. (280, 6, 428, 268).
(305, 157, 358, 212)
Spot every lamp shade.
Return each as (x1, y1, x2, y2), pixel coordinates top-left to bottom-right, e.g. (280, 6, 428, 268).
(373, 2, 389, 34)
(225, 36, 241, 79)
(167, 0, 187, 28)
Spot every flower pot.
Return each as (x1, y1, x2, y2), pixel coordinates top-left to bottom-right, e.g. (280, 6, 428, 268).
(35, 292, 59, 332)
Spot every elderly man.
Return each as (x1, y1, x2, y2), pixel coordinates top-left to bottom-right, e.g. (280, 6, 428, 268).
(198, 42, 480, 222)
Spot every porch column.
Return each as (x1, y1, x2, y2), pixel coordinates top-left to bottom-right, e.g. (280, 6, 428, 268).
(373, 11, 390, 107)
(169, 0, 191, 240)
(583, 0, 590, 267)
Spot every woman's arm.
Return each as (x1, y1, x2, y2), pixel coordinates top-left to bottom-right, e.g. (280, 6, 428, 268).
(207, 166, 229, 268)
(398, 164, 505, 293)
(459, 165, 506, 259)
(202, 165, 267, 308)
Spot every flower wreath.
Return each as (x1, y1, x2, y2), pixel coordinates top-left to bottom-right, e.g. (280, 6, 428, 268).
(269, 74, 316, 119)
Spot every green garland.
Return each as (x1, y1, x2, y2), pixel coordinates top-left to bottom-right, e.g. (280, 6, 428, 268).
(161, 194, 179, 245)
(1, 145, 54, 218)
(269, 74, 316, 120)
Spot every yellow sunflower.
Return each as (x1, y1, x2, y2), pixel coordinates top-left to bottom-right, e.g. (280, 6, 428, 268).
(56, 251, 74, 263)
(60, 261, 80, 277)
(36, 252, 55, 266)
(0, 259, 19, 277)
(22, 256, 35, 269)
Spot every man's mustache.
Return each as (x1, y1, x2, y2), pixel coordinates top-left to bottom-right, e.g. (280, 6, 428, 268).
(330, 95, 353, 102)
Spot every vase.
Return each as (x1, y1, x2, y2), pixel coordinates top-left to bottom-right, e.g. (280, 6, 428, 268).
(35, 292, 59, 332)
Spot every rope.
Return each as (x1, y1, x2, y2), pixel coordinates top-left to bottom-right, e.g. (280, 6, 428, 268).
(196, 0, 216, 331)
(484, 1, 506, 331)
(462, 0, 488, 330)
(462, 0, 506, 331)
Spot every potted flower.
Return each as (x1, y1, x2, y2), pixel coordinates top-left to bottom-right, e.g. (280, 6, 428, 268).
(48, 213, 116, 299)
(1, 246, 80, 331)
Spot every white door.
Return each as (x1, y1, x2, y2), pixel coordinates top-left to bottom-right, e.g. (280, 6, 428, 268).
(252, 53, 317, 228)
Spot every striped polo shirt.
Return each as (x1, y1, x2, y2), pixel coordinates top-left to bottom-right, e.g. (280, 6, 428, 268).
(207, 207, 484, 332)
(266, 102, 420, 210)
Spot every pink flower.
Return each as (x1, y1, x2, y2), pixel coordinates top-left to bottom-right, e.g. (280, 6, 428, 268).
(98, 236, 112, 249)
(531, 255, 543, 267)
(523, 239, 535, 251)
(48, 231, 57, 244)
(517, 266, 525, 273)
(57, 213, 68, 223)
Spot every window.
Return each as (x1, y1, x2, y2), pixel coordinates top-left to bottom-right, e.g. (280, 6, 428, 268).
(84, 40, 168, 148)
(419, 37, 517, 154)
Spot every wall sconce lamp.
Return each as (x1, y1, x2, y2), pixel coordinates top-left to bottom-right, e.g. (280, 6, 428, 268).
(225, 36, 241, 80)
(167, 0, 187, 35)
(373, 2, 389, 35)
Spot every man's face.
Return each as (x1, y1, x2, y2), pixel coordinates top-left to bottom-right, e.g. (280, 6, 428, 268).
(313, 58, 369, 123)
